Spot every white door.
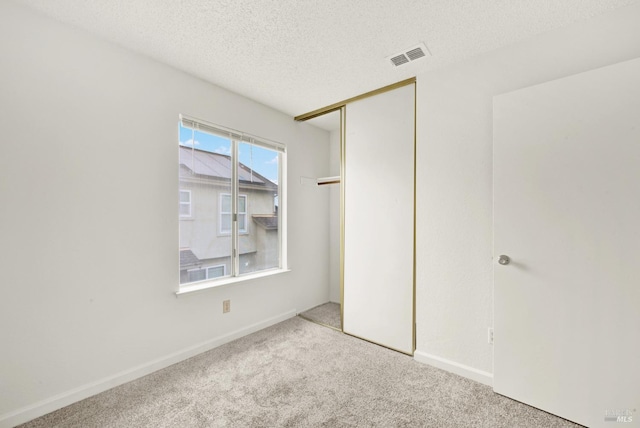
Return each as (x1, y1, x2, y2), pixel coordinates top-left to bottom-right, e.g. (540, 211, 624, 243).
(343, 84, 415, 355)
(493, 58, 640, 427)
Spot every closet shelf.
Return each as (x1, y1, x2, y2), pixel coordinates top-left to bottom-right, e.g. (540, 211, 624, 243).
(300, 176, 341, 186)
(316, 176, 341, 186)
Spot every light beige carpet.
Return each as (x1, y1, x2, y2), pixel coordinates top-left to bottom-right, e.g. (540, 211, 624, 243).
(299, 302, 341, 330)
(19, 317, 583, 427)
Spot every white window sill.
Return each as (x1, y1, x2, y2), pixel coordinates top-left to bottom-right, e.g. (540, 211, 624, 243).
(175, 268, 290, 296)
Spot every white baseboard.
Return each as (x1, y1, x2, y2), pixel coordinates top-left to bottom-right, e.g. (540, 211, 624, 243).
(0, 310, 296, 428)
(414, 350, 493, 387)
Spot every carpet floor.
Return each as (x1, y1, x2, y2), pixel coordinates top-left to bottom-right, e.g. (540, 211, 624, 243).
(299, 302, 341, 330)
(19, 317, 583, 427)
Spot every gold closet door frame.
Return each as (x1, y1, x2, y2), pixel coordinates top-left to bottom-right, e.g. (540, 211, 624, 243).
(295, 78, 417, 354)
(294, 77, 415, 121)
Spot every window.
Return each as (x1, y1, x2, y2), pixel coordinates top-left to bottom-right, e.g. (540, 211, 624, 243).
(179, 190, 191, 217)
(178, 114, 286, 288)
(187, 265, 225, 282)
(220, 194, 246, 234)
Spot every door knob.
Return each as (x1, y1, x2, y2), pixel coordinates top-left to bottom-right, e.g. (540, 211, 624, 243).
(498, 255, 511, 265)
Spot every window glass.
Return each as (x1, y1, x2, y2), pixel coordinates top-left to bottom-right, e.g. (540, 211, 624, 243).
(220, 194, 232, 234)
(237, 195, 247, 233)
(179, 127, 232, 285)
(238, 142, 280, 275)
(179, 117, 284, 286)
(207, 265, 225, 278)
(188, 269, 206, 282)
(179, 190, 191, 217)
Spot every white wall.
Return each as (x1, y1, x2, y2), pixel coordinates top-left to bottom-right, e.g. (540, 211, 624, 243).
(0, 2, 330, 425)
(414, 3, 640, 380)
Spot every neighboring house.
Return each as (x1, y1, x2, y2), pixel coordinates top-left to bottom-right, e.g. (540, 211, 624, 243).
(179, 146, 278, 284)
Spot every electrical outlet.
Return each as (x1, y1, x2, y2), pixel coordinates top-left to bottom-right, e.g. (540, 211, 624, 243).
(223, 300, 231, 313)
(488, 327, 494, 345)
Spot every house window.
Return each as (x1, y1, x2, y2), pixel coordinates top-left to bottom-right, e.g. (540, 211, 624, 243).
(179, 190, 191, 217)
(187, 265, 225, 282)
(220, 194, 247, 234)
(178, 114, 286, 288)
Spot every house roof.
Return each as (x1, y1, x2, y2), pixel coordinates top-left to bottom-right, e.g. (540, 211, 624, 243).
(179, 248, 200, 267)
(252, 215, 278, 230)
(179, 146, 277, 190)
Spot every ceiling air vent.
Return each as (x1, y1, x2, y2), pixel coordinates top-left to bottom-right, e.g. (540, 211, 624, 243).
(390, 54, 409, 66)
(387, 43, 430, 67)
(406, 47, 426, 61)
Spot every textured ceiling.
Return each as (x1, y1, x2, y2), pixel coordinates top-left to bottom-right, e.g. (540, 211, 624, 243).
(14, 0, 638, 129)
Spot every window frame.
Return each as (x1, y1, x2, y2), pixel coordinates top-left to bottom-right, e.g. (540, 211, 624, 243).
(177, 114, 288, 294)
(187, 264, 226, 282)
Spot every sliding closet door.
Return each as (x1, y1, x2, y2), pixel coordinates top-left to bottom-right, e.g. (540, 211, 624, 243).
(343, 84, 415, 354)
